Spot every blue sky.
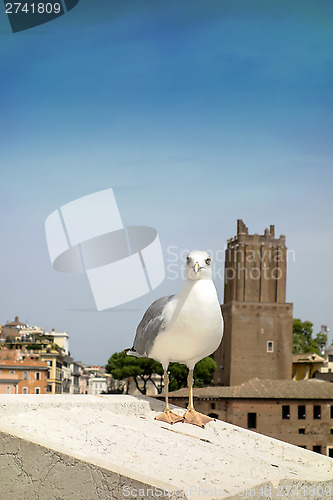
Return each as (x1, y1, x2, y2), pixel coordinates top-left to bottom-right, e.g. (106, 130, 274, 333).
(1, 0, 332, 364)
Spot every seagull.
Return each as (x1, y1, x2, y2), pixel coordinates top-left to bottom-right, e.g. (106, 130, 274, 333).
(127, 250, 223, 427)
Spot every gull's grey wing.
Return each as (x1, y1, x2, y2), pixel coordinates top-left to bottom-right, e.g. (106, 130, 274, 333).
(133, 295, 174, 356)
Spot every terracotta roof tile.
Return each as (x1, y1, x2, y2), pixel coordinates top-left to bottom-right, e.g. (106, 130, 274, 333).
(0, 359, 48, 369)
(168, 378, 333, 400)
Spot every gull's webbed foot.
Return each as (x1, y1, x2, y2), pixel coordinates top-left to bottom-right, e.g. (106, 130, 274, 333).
(182, 407, 215, 428)
(155, 408, 183, 425)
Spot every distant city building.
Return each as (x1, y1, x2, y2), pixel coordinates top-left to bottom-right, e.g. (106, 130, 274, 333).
(1, 316, 27, 341)
(0, 355, 48, 394)
(88, 376, 108, 395)
(70, 360, 81, 394)
(49, 329, 69, 355)
(315, 344, 333, 383)
(168, 379, 333, 457)
(40, 346, 64, 394)
(76, 362, 89, 394)
(62, 354, 73, 393)
(214, 220, 293, 386)
(292, 353, 325, 380)
(0, 318, 90, 395)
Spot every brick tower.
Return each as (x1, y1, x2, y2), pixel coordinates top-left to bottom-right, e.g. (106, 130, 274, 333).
(214, 220, 293, 386)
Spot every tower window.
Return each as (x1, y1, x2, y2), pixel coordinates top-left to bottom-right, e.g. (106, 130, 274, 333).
(282, 405, 290, 419)
(267, 341, 274, 353)
(313, 405, 321, 419)
(247, 413, 257, 429)
(298, 405, 306, 420)
(298, 428, 305, 434)
(211, 402, 216, 410)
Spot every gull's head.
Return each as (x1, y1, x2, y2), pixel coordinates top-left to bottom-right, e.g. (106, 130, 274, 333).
(185, 250, 213, 281)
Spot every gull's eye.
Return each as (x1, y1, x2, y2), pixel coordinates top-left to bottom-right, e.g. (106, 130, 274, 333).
(205, 258, 211, 265)
(186, 256, 190, 264)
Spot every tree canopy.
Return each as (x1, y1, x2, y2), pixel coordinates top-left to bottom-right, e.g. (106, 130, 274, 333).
(105, 352, 217, 395)
(292, 319, 327, 355)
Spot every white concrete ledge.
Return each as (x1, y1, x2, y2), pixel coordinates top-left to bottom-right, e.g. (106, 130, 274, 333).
(0, 395, 332, 499)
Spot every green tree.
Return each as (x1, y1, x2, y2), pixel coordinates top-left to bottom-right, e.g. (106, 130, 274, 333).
(105, 352, 217, 394)
(292, 319, 327, 355)
(193, 356, 217, 387)
(105, 351, 163, 395)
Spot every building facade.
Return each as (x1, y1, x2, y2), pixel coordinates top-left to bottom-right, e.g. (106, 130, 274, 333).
(214, 220, 293, 386)
(168, 379, 333, 457)
(292, 353, 325, 380)
(0, 358, 48, 394)
(88, 376, 108, 395)
(40, 347, 64, 394)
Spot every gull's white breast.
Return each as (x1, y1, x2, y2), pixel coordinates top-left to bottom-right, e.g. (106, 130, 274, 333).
(149, 280, 223, 368)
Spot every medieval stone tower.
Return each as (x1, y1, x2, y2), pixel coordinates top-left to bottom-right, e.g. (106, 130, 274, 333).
(214, 220, 293, 386)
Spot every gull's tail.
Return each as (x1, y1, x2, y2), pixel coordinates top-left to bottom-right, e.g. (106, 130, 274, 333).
(124, 347, 147, 358)
(124, 347, 141, 357)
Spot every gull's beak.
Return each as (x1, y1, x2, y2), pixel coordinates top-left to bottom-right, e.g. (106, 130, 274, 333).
(193, 262, 200, 274)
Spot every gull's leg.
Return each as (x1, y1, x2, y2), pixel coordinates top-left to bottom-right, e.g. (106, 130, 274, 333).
(182, 369, 215, 428)
(155, 369, 183, 424)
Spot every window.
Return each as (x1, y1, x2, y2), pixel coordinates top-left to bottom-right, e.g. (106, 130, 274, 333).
(208, 413, 218, 419)
(298, 428, 305, 434)
(267, 341, 274, 353)
(6, 386, 11, 394)
(211, 402, 216, 410)
(23, 371, 28, 380)
(46, 360, 51, 367)
(22, 387, 28, 394)
(331, 406, 333, 419)
(282, 405, 290, 419)
(36, 372, 41, 381)
(247, 413, 257, 429)
(328, 354, 333, 362)
(10, 370, 15, 374)
(47, 385, 52, 392)
(313, 446, 321, 454)
(35, 387, 40, 394)
(329, 448, 333, 458)
(298, 405, 306, 420)
(313, 405, 321, 420)
(330, 429, 333, 435)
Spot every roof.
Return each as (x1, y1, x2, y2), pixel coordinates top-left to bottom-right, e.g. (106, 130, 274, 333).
(4, 316, 27, 328)
(0, 379, 23, 384)
(292, 353, 325, 363)
(0, 359, 48, 369)
(168, 378, 333, 400)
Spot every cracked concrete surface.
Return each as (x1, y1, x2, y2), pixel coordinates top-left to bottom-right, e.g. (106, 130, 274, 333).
(0, 395, 332, 499)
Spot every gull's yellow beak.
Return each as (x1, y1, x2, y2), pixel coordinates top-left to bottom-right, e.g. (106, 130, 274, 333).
(193, 262, 200, 274)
